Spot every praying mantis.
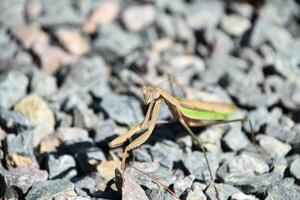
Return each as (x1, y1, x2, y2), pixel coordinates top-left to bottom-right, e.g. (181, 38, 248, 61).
(109, 82, 245, 180)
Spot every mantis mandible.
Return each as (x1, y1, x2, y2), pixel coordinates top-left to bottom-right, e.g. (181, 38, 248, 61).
(109, 85, 245, 175)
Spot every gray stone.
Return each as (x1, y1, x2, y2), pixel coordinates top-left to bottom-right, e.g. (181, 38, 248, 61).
(55, 127, 89, 143)
(0, 108, 32, 132)
(53, 196, 91, 200)
(231, 2, 253, 18)
(201, 29, 234, 58)
(260, 0, 300, 26)
(55, 111, 73, 128)
(0, 29, 16, 62)
(146, 188, 173, 200)
(155, 0, 187, 14)
(73, 104, 101, 129)
(94, 23, 143, 62)
(35, 0, 84, 26)
(259, 3, 283, 25)
(61, 56, 107, 88)
(220, 14, 251, 37)
(205, 183, 240, 200)
(74, 173, 106, 196)
(265, 123, 300, 145)
(230, 192, 258, 200)
(66, 141, 106, 173)
(30, 69, 57, 96)
(256, 135, 291, 158)
(275, 0, 300, 24)
(155, 13, 176, 38)
(271, 156, 288, 175)
(223, 126, 250, 151)
(93, 119, 126, 143)
(262, 76, 283, 105)
(239, 48, 263, 72)
(290, 158, 300, 181)
(234, 172, 283, 194)
(265, 178, 300, 200)
(174, 17, 195, 50)
(89, 77, 111, 99)
(0, 149, 3, 159)
(122, 5, 156, 32)
(25, 179, 76, 200)
(0, 149, 4, 171)
(163, 54, 205, 86)
(0, 0, 26, 27)
(0, 127, 6, 142)
(128, 162, 175, 189)
(64, 92, 93, 111)
(185, 182, 207, 200)
(243, 107, 279, 133)
(47, 154, 77, 180)
(51, 56, 108, 103)
(198, 126, 225, 152)
(5, 130, 37, 165)
(217, 152, 269, 184)
(150, 140, 183, 169)
(100, 93, 143, 125)
(183, 151, 219, 182)
(0, 167, 48, 195)
(173, 175, 195, 197)
(122, 171, 149, 200)
(0, 70, 28, 108)
(186, 0, 223, 29)
(132, 146, 152, 162)
(228, 83, 268, 108)
(279, 80, 300, 109)
(250, 19, 292, 54)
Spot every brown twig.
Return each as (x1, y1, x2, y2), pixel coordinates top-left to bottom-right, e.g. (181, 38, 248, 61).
(129, 164, 180, 200)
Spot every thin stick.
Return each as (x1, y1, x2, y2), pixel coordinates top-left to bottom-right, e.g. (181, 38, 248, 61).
(130, 164, 180, 200)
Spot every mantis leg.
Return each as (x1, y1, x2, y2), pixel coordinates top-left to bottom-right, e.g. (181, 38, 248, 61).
(121, 99, 162, 170)
(109, 101, 155, 148)
(178, 114, 221, 200)
(178, 116, 215, 182)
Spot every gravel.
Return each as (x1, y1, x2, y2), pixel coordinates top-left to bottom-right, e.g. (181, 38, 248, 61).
(100, 93, 143, 125)
(184, 182, 207, 200)
(290, 158, 300, 181)
(0, 108, 32, 133)
(0, 70, 28, 109)
(256, 134, 291, 158)
(183, 151, 220, 182)
(222, 126, 250, 151)
(173, 175, 195, 197)
(46, 154, 77, 180)
(25, 179, 76, 200)
(0, 167, 48, 196)
(205, 183, 240, 200)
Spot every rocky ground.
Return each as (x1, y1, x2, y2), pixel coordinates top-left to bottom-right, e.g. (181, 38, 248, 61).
(0, 0, 300, 199)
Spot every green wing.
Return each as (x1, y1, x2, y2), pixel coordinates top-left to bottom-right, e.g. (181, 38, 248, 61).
(180, 107, 231, 120)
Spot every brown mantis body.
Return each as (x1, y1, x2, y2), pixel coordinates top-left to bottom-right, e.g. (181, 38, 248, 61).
(109, 86, 239, 170)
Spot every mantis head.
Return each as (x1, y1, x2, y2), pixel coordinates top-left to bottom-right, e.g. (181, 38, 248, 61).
(142, 86, 161, 105)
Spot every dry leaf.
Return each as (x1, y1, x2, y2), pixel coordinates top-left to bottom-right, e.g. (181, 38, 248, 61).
(96, 160, 121, 182)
